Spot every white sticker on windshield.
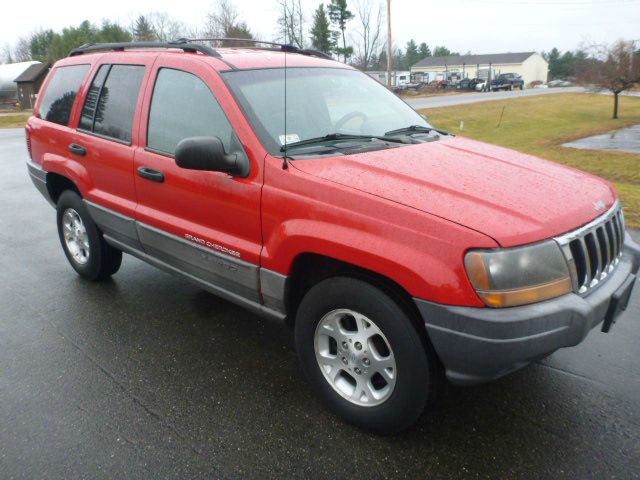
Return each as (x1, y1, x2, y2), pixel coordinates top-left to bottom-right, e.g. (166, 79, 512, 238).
(279, 133, 300, 145)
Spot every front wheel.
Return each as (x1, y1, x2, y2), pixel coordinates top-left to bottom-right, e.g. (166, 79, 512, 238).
(295, 277, 442, 433)
(56, 191, 122, 280)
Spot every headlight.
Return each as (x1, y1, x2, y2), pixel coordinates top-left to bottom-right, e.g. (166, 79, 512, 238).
(464, 240, 572, 308)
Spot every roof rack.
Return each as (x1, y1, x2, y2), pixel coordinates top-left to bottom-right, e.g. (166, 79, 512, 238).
(68, 39, 221, 58)
(68, 38, 334, 61)
(188, 38, 334, 60)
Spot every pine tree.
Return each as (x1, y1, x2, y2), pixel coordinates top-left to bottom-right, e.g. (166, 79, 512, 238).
(433, 46, 452, 57)
(418, 42, 431, 59)
(328, 0, 354, 62)
(376, 49, 387, 70)
(133, 15, 155, 42)
(310, 4, 333, 54)
(405, 39, 419, 67)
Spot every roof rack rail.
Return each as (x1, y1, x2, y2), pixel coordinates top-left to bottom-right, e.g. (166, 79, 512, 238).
(68, 39, 221, 58)
(184, 38, 334, 60)
(67, 38, 334, 62)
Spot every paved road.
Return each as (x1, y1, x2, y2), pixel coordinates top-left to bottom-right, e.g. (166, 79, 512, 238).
(1, 128, 639, 479)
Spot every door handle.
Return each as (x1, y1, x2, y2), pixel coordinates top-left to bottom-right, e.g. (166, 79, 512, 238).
(137, 166, 165, 183)
(68, 143, 87, 156)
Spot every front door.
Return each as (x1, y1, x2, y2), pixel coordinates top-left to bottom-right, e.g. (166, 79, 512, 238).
(133, 56, 264, 302)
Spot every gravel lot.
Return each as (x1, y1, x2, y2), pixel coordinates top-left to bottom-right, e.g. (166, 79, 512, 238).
(1, 128, 639, 479)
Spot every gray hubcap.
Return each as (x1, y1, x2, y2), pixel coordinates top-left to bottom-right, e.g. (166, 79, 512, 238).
(314, 309, 397, 407)
(62, 208, 90, 265)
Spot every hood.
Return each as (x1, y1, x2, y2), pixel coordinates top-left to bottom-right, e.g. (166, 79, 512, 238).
(291, 136, 616, 247)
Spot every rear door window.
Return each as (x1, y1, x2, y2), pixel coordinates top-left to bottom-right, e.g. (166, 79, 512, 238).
(147, 68, 233, 155)
(79, 64, 145, 143)
(38, 64, 90, 126)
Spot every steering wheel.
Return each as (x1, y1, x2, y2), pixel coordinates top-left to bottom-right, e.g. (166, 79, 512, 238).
(334, 111, 369, 132)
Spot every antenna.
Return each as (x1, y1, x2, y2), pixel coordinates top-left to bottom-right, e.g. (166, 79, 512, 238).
(282, 3, 289, 170)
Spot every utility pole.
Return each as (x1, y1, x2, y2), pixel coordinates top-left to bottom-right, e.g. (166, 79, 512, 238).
(387, 0, 393, 89)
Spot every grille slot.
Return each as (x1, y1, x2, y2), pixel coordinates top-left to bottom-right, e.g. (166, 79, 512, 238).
(556, 203, 624, 294)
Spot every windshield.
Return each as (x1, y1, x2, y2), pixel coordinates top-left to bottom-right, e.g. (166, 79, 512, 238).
(222, 67, 432, 156)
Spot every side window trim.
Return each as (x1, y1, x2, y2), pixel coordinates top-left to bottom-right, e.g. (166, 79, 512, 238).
(77, 63, 145, 146)
(144, 145, 175, 159)
(78, 64, 112, 134)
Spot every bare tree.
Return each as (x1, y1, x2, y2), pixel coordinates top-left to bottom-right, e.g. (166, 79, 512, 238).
(202, 0, 254, 46)
(13, 37, 32, 62)
(147, 12, 186, 41)
(1, 44, 14, 64)
(352, 0, 383, 70)
(578, 39, 640, 119)
(205, 0, 240, 37)
(276, 0, 305, 48)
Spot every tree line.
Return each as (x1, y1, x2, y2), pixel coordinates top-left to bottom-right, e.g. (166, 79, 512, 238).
(1, 0, 459, 71)
(303, 1, 458, 70)
(542, 47, 589, 80)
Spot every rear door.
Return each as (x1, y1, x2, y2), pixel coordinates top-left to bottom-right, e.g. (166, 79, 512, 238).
(133, 55, 264, 303)
(73, 54, 155, 249)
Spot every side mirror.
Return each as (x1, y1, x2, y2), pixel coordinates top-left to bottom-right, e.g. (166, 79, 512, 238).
(175, 136, 249, 178)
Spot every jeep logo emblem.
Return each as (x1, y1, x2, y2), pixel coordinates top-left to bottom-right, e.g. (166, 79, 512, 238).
(594, 200, 606, 211)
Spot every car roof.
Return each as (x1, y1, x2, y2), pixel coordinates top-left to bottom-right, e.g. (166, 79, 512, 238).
(57, 46, 348, 72)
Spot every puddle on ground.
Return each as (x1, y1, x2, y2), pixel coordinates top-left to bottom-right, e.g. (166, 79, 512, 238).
(563, 124, 640, 154)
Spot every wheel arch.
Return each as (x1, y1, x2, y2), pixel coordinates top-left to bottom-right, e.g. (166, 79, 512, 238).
(285, 253, 429, 344)
(46, 172, 81, 204)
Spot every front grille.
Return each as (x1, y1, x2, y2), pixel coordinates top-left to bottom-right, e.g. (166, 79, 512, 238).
(555, 203, 625, 294)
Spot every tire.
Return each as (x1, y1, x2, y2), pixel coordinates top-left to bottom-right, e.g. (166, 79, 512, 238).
(56, 190, 122, 280)
(295, 277, 442, 434)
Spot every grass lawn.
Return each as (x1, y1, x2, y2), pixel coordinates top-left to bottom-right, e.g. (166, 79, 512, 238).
(421, 93, 640, 228)
(0, 113, 31, 128)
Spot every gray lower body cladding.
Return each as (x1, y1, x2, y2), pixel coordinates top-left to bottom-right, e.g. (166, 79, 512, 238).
(26, 159, 287, 321)
(88, 205, 287, 321)
(27, 160, 55, 207)
(415, 236, 640, 386)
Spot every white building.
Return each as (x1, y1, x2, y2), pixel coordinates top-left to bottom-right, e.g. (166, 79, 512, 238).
(410, 52, 549, 86)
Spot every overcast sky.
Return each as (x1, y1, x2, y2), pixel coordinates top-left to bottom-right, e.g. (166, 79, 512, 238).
(2, 0, 639, 55)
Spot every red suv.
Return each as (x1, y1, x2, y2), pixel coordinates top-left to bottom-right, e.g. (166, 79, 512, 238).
(26, 40, 639, 433)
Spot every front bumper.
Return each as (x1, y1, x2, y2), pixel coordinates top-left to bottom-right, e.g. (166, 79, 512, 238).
(415, 234, 640, 386)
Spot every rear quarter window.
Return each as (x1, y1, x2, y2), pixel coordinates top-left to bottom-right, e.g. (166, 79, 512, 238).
(38, 65, 90, 126)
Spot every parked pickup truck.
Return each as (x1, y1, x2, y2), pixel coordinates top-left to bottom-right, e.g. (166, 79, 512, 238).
(491, 73, 525, 91)
(26, 40, 639, 434)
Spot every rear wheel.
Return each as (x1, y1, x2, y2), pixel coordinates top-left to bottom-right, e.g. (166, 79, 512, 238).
(295, 277, 442, 433)
(56, 191, 122, 280)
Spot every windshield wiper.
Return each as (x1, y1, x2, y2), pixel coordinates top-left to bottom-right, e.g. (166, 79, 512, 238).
(384, 125, 449, 136)
(280, 133, 404, 152)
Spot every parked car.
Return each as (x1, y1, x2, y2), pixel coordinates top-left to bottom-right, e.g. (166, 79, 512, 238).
(393, 82, 422, 92)
(491, 73, 525, 91)
(548, 79, 573, 88)
(428, 79, 448, 88)
(460, 78, 485, 91)
(26, 40, 640, 434)
(474, 79, 488, 91)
